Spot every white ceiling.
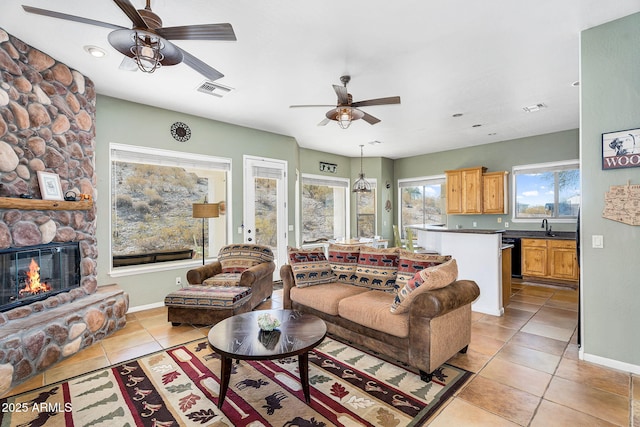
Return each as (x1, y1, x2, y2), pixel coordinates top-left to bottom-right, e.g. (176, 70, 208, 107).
(2, 1, 640, 159)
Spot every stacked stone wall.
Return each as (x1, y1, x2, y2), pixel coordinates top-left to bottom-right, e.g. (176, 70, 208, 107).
(0, 29, 129, 396)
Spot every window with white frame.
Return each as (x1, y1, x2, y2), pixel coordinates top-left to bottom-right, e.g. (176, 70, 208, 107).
(512, 160, 580, 221)
(301, 174, 349, 242)
(355, 179, 377, 238)
(398, 176, 447, 231)
(110, 144, 230, 270)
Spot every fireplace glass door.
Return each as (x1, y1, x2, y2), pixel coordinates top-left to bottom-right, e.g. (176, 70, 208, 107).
(0, 242, 81, 312)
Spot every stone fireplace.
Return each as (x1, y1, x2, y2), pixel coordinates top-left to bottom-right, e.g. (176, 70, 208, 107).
(0, 29, 129, 395)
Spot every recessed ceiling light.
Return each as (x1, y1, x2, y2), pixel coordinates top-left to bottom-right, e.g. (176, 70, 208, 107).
(452, 113, 463, 118)
(83, 45, 106, 58)
(522, 103, 547, 113)
(472, 124, 482, 128)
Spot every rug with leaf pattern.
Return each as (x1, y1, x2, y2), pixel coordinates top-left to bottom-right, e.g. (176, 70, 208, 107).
(0, 337, 471, 426)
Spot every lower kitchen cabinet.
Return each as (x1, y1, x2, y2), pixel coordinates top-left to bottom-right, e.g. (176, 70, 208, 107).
(522, 238, 579, 283)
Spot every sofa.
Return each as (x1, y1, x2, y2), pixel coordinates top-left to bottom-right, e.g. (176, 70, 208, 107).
(165, 244, 275, 325)
(281, 244, 480, 381)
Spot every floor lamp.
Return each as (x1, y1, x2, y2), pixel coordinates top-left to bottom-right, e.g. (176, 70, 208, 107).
(192, 201, 219, 265)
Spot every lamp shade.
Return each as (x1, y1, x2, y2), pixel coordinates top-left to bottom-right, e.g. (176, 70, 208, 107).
(192, 203, 220, 218)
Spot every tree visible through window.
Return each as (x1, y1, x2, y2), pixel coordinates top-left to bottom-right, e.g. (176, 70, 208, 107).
(110, 144, 229, 269)
(513, 160, 580, 219)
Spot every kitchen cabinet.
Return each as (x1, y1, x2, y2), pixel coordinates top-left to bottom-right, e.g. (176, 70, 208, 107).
(482, 171, 509, 214)
(522, 238, 578, 282)
(445, 167, 486, 214)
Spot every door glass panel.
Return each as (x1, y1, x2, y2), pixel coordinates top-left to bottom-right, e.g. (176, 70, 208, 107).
(254, 177, 277, 248)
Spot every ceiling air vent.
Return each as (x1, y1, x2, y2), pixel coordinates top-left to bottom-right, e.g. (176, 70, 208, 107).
(196, 80, 233, 98)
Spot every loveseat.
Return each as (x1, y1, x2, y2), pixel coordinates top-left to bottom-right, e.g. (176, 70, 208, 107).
(281, 244, 480, 381)
(165, 244, 275, 325)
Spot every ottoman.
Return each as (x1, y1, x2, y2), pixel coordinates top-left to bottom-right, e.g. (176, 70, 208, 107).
(165, 285, 253, 326)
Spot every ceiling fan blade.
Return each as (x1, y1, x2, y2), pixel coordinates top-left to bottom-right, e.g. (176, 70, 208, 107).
(179, 47, 224, 81)
(360, 110, 381, 125)
(317, 118, 331, 126)
(157, 23, 236, 41)
(290, 104, 336, 108)
(352, 96, 401, 108)
(113, 0, 149, 29)
(333, 85, 349, 105)
(22, 5, 126, 30)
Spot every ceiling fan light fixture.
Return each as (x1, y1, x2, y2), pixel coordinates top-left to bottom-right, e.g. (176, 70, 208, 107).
(353, 145, 372, 193)
(338, 107, 353, 129)
(131, 30, 165, 73)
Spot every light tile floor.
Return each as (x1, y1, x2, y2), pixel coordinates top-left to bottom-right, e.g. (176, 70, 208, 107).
(3, 282, 638, 426)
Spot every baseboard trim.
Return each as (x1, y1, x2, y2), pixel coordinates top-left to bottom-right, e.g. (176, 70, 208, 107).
(581, 349, 640, 374)
(128, 301, 165, 313)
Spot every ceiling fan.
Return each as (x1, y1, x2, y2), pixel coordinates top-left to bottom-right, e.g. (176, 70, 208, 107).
(290, 75, 401, 129)
(21, 0, 236, 81)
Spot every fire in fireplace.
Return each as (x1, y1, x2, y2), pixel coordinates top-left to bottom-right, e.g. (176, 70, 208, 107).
(0, 242, 81, 312)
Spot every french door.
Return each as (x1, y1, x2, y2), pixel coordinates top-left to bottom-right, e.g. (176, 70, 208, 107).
(243, 156, 287, 279)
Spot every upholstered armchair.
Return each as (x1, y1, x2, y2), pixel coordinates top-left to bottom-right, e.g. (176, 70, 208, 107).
(166, 244, 275, 325)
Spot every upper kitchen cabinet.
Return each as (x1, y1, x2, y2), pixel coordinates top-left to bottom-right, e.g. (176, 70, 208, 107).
(445, 167, 486, 214)
(482, 171, 509, 214)
(446, 166, 508, 214)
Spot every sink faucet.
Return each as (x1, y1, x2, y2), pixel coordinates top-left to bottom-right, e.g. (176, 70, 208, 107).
(541, 219, 552, 236)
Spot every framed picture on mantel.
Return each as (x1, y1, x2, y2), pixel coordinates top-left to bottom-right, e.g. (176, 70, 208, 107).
(37, 171, 63, 201)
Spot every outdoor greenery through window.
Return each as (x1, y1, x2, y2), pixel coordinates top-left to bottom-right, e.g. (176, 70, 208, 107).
(398, 176, 446, 233)
(301, 175, 348, 243)
(110, 144, 229, 270)
(513, 160, 580, 220)
(356, 180, 376, 238)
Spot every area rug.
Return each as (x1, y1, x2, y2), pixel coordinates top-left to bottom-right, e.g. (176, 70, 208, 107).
(0, 337, 472, 426)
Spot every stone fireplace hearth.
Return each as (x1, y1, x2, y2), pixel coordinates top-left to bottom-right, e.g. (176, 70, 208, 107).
(0, 29, 129, 395)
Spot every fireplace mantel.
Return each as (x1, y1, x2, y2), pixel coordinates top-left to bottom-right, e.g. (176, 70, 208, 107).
(0, 197, 93, 211)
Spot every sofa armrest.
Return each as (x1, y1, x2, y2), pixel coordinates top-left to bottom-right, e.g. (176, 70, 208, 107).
(409, 280, 480, 318)
(280, 264, 295, 309)
(239, 261, 276, 287)
(186, 262, 222, 285)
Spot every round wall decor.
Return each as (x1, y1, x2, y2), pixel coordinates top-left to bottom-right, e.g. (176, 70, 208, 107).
(170, 122, 191, 142)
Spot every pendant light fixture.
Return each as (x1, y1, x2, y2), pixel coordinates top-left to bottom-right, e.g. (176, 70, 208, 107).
(352, 145, 372, 193)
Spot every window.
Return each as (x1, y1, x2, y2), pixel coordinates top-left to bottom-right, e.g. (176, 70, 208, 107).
(355, 180, 376, 237)
(301, 174, 349, 243)
(110, 144, 230, 271)
(513, 160, 580, 221)
(398, 176, 446, 231)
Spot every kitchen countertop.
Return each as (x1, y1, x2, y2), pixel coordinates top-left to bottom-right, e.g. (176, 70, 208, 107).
(413, 227, 576, 240)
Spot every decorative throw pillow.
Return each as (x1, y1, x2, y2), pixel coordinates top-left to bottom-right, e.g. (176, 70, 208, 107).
(395, 250, 452, 291)
(328, 244, 361, 284)
(288, 249, 336, 288)
(390, 259, 458, 314)
(219, 244, 274, 273)
(354, 247, 400, 292)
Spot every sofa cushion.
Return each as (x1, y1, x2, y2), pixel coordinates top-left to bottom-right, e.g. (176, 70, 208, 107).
(390, 259, 458, 314)
(290, 282, 368, 316)
(328, 244, 361, 284)
(354, 247, 399, 292)
(396, 251, 452, 290)
(288, 249, 336, 288)
(203, 273, 241, 287)
(218, 244, 274, 273)
(338, 290, 409, 338)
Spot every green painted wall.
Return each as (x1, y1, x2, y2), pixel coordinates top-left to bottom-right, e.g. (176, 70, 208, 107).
(394, 129, 580, 232)
(95, 95, 299, 308)
(581, 13, 640, 368)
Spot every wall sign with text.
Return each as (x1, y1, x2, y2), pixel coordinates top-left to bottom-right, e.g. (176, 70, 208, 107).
(602, 128, 640, 170)
(319, 161, 338, 173)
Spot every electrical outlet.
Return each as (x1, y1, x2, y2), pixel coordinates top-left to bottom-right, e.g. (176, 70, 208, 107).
(175, 276, 182, 287)
(497, 217, 502, 223)
(505, 222, 509, 228)
(472, 221, 477, 228)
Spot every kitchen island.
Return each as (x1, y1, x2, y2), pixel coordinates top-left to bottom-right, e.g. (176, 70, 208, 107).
(414, 227, 506, 316)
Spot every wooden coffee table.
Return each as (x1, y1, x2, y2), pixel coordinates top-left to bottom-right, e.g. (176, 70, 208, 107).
(207, 309, 327, 408)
